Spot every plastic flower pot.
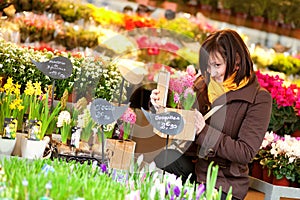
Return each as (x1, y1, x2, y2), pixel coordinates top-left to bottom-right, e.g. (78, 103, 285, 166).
(21, 136, 50, 159)
(0, 138, 16, 156)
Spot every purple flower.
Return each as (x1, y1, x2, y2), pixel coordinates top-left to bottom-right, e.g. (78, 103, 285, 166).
(100, 163, 107, 173)
(165, 183, 171, 195)
(173, 185, 181, 197)
(196, 184, 205, 200)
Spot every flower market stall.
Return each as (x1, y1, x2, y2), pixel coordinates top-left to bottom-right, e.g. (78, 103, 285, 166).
(0, 0, 300, 199)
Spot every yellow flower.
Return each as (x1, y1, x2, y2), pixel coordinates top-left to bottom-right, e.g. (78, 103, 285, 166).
(9, 98, 23, 110)
(18, 105, 24, 111)
(9, 101, 16, 110)
(14, 83, 21, 96)
(33, 82, 42, 96)
(24, 81, 35, 96)
(3, 77, 14, 93)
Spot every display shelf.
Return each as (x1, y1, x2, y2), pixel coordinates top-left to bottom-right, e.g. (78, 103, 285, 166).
(249, 176, 300, 200)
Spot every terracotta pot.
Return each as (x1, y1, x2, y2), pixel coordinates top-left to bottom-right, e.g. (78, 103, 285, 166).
(266, 19, 278, 33)
(250, 16, 265, 29)
(291, 129, 300, 138)
(291, 28, 300, 40)
(290, 181, 299, 188)
(68, 90, 77, 102)
(251, 160, 263, 180)
(272, 176, 290, 187)
(262, 167, 273, 183)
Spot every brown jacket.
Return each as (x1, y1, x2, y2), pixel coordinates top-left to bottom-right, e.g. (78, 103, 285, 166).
(193, 74, 272, 200)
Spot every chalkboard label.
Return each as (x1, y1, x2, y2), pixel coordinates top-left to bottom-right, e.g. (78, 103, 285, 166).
(141, 108, 184, 135)
(90, 98, 129, 125)
(31, 56, 73, 80)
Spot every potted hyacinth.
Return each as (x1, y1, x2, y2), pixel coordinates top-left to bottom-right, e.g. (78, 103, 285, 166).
(152, 65, 198, 141)
(56, 110, 72, 145)
(168, 65, 197, 110)
(120, 107, 137, 140)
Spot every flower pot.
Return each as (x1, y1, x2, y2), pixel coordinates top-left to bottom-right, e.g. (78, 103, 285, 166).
(21, 136, 50, 159)
(291, 129, 300, 138)
(251, 160, 263, 180)
(262, 167, 273, 183)
(105, 139, 136, 170)
(0, 138, 16, 156)
(272, 176, 290, 187)
(290, 181, 299, 188)
(11, 132, 27, 156)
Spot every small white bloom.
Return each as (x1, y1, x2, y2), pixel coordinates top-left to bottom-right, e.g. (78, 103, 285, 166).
(57, 111, 71, 127)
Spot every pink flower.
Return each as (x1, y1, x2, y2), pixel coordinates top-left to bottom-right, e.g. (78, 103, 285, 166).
(121, 108, 136, 124)
(186, 65, 196, 76)
(174, 92, 180, 103)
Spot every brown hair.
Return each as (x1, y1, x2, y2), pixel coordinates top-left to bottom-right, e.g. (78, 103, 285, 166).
(199, 29, 253, 85)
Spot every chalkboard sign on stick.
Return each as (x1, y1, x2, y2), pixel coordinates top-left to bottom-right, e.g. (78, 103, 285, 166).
(31, 56, 73, 80)
(141, 108, 184, 135)
(153, 108, 196, 141)
(90, 98, 129, 125)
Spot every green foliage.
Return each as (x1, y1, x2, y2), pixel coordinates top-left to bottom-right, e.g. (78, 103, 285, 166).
(0, 158, 232, 200)
(268, 101, 300, 136)
(0, 158, 126, 199)
(267, 54, 300, 76)
(249, 0, 267, 17)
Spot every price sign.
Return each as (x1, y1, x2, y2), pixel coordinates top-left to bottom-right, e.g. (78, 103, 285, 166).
(31, 56, 73, 80)
(141, 108, 184, 135)
(90, 98, 129, 125)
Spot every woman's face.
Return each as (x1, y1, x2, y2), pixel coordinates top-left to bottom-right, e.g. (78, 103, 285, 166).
(207, 52, 226, 83)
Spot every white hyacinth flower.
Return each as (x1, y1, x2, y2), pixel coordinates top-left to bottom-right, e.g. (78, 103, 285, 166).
(57, 111, 71, 127)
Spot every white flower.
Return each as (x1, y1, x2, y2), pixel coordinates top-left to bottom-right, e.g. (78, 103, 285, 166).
(57, 111, 71, 127)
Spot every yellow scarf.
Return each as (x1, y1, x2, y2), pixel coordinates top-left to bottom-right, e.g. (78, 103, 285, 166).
(208, 72, 249, 103)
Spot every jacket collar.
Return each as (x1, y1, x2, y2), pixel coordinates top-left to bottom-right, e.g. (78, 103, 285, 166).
(212, 73, 260, 106)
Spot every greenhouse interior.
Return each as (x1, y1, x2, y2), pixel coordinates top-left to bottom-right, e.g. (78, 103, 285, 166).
(0, 0, 300, 199)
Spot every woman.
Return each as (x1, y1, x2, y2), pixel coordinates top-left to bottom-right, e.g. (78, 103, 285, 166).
(150, 29, 272, 200)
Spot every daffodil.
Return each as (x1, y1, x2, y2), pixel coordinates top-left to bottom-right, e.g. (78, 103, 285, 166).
(24, 81, 35, 96)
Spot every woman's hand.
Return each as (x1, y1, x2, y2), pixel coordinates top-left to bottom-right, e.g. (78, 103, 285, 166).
(194, 110, 205, 135)
(150, 89, 161, 111)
